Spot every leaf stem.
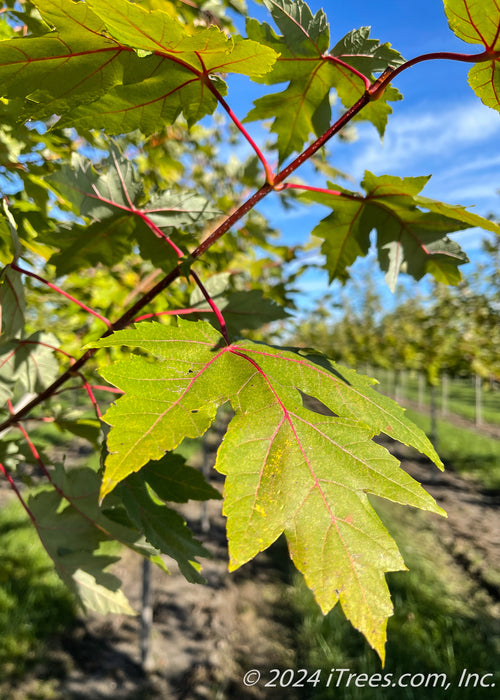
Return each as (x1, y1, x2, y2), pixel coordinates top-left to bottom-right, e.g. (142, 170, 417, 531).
(280, 183, 341, 196)
(203, 77, 276, 184)
(135, 210, 185, 257)
(280, 183, 358, 198)
(90, 384, 124, 395)
(133, 308, 213, 322)
(323, 55, 372, 90)
(82, 382, 103, 419)
(134, 207, 230, 340)
(0, 461, 37, 524)
(12, 416, 73, 505)
(189, 270, 229, 343)
(11, 263, 113, 330)
(13, 418, 155, 549)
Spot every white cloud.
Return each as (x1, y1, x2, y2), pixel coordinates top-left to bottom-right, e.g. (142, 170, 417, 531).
(340, 100, 500, 183)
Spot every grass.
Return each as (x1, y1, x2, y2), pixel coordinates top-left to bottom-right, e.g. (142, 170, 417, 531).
(285, 501, 500, 700)
(404, 408, 500, 490)
(0, 498, 76, 683)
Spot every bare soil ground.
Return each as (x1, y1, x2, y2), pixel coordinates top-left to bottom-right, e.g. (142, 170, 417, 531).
(3, 412, 500, 700)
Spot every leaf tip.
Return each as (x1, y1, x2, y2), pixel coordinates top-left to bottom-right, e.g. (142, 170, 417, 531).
(99, 478, 116, 503)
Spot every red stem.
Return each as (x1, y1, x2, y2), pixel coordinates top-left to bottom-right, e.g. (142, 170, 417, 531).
(11, 263, 112, 329)
(90, 385, 123, 395)
(368, 49, 498, 98)
(13, 418, 157, 548)
(18, 339, 76, 363)
(133, 308, 213, 322)
(135, 210, 185, 258)
(83, 381, 102, 419)
(280, 182, 366, 204)
(323, 55, 371, 90)
(190, 270, 229, 343)
(281, 183, 344, 197)
(0, 461, 37, 524)
(134, 208, 229, 339)
(202, 77, 276, 184)
(15, 420, 66, 496)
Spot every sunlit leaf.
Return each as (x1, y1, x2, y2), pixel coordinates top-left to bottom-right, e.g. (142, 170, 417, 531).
(47, 149, 218, 273)
(0, 265, 25, 341)
(297, 172, 500, 289)
(0, 0, 276, 131)
(92, 319, 445, 660)
(444, 0, 500, 112)
(245, 1, 403, 162)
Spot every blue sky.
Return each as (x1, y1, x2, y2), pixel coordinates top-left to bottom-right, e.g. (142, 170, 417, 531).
(227, 0, 500, 309)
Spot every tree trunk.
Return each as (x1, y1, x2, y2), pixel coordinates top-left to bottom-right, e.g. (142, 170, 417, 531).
(430, 384, 438, 451)
(140, 558, 154, 671)
(418, 372, 425, 408)
(475, 374, 483, 426)
(441, 372, 448, 417)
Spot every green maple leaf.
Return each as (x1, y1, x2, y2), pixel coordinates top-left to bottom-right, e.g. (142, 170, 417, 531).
(444, 0, 500, 112)
(0, 265, 25, 341)
(118, 471, 211, 583)
(47, 149, 218, 273)
(329, 27, 404, 136)
(47, 217, 136, 276)
(115, 453, 221, 582)
(0, 0, 124, 119)
(0, 0, 276, 132)
(331, 26, 405, 77)
(138, 452, 222, 504)
(91, 319, 445, 661)
(87, 0, 274, 77)
(70, 0, 277, 133)
(300, 172, 500, 289)
(0, 332, 60, 405)
(244, 0, 403, 163)
(26, 465, 139, 615)
(27, 458, 214, 610)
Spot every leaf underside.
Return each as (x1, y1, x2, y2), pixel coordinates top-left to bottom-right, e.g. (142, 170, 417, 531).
(444, 0, 500, 112)
(92, 319, 445, 662)
(299, 171, 500, 289)
(46, 147, 219, 274)
(244, 0, 404, 162)
(0, 0, 277, 133)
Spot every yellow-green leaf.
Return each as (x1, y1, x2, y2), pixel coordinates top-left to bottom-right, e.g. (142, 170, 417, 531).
(444, 0, 500, 112)
(92, 319, 445, 661)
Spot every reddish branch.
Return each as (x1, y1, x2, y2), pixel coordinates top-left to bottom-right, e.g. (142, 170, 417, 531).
(368, 49, 500, 98)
